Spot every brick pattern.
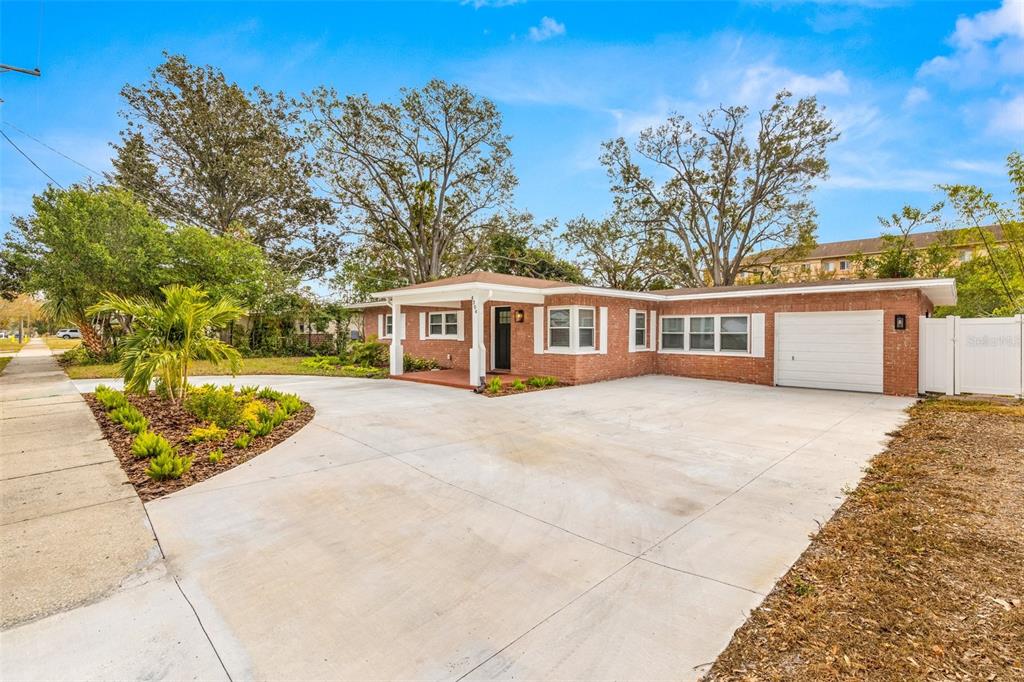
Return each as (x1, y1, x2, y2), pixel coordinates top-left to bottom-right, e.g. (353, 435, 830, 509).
(362, 288, 932, 396)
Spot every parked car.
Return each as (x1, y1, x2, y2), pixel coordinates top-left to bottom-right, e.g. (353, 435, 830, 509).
(55, 328, 82, 339)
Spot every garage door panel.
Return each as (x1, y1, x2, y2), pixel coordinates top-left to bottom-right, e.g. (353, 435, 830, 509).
(775, 311, 883, 394)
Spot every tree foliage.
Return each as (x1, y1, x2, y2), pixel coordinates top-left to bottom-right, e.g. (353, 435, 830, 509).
(89, 284, 242, 402)
(481, 216, 585, 283)
(561, 214, 690, 290)
(600, 90, 835, 286)
(850, 203, 950, 279)
(112, 53, 335, 276)
(303, 79, 517, 284)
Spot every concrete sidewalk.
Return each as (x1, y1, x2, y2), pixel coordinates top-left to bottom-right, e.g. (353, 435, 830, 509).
(0, 339, 226, 680)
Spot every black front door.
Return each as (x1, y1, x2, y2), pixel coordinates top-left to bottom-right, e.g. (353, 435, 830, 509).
(494, 307, 512, 371)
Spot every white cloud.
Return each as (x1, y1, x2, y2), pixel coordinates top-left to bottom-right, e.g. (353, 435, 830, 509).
(903, 86, 930, 108)
(987, 93, 1024, 134)
(947, 158, 1007, 175)
(919, 0, 1024, 86)
(737, 64, 850, 101)
(462, 0, 524, 8)
(527, 17, 566, 42)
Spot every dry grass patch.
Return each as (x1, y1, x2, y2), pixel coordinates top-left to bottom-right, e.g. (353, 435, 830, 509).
(706, 396, 1024, 681)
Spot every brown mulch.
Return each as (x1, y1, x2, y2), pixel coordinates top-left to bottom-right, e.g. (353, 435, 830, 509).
(85, 392, 314, 502)
(706, 397, 1024, 681)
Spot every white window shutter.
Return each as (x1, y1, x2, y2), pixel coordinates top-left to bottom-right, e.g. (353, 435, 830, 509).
(377, 314, 384, 338)
(598, 307, 609, 354)
(456, 310, 465, 341)
(399, 314, 407, 340)
(649, 311, 657, 351)
(627, 308, 637, 352)
(419, 312, 426, 340)
(533, 307, 544, 354)
(751, 313, 766, 357)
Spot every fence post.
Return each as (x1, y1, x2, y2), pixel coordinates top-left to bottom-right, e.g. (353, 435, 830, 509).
(1019, 315, 1024, 399)
(918, 316, 926, 395)
(946, 315, 958, 396)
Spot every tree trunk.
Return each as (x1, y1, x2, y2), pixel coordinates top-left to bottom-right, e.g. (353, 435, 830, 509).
(74, 316, 106, 356)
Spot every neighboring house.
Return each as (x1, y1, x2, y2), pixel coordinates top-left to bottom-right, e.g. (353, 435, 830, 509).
(755, 226, 1007, 280)
(353, 271, 957, 396)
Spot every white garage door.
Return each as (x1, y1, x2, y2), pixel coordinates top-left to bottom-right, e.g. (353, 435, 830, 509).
(775, 310, 884, 393)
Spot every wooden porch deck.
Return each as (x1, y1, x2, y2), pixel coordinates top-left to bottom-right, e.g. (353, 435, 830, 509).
(390, 368, 532, 390)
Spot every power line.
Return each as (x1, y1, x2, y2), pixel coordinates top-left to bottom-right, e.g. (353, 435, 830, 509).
(1, 129, 62, 187)
(4, 121, 96, 174)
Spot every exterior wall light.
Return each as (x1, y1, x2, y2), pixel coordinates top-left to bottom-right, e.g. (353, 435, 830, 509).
(515, 309, 525, 323)
(894, 314, 907, 330)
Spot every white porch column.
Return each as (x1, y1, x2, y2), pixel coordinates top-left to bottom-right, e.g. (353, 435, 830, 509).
(469, 293, 486, 387)
(390, 299, 403, 375)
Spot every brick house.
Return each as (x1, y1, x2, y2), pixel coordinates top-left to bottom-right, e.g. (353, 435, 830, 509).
(352, 272, 957, 396)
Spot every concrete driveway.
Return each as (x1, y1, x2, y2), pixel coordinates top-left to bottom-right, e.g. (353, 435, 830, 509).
(64, 375, 910, 680)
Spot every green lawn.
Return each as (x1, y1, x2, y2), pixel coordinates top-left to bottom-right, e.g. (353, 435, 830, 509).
(0, 339, 27, 352)
(63, 356, 388, 380)
(0, 357, 11, 374)
(44, 337, 83, 350)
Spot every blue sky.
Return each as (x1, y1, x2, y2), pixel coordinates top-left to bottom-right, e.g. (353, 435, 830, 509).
(2, 0, 1021, 256)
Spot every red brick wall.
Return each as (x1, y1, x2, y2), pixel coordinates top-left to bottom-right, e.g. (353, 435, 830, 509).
(362, 289, 932, 396)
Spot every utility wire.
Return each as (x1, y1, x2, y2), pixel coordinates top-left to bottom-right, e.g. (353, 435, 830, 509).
(1, 129, 62, 188)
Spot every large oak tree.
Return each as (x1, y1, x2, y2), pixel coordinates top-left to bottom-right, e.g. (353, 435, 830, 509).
(601, 90, 836, 286)
(112, 54, 335, 277)
(302, 80, 517, 285)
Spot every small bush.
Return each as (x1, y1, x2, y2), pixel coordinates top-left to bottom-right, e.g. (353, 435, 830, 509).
(238, 385, 260, 400)
(486, 377, 503, 394)
(131, 431, 173, 459)
(345, 337, 389, 368)
(184, 384, 242, 427)
(257, 386, 283, 401)
(234, 433, 251, 449)
(277, 393, 303, 416)
(511, 379, 526, 391)
(527, 375, 558, 388)
(404, 353, 440, 372)
(185, 423, 227, 443)
(337, 365, 387, 379)
(269, 406, 288, 428)
(109, 404, 144, 425)
(208, 448, 224, 464)
(123, 415, 149, 434)
(95, 385, 128, 411)
(146, 451, 193, 481)
(249, 418, 273, 437)
(241, 400, 271, 426)
(299, 355, 337, 373)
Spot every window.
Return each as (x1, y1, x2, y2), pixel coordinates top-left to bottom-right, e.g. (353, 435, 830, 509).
(839, 260, 849, 271)
(719, 316, 748, 352)
(801, 263, 811, 272)
(661, 317, 685, 350)
(689, 316, 715, 350)
(428, 311, 458, 337)
(578, 308, 595, 348)
(959, 249, 973, 263)
(824, 262, 835, 272)
(634, 311, 647, 349)
(384, 314, 393, 337)
(548, 308, 571, 348)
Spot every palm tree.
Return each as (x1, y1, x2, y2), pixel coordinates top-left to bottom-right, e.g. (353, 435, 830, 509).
(89, 284, 242, 402)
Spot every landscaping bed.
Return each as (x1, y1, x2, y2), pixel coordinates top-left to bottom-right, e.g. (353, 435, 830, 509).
(706, 397, 1024, 681)
(64, 356, 387, 380)
(480, 375, 563, 397)
(85, 385, 314, 501)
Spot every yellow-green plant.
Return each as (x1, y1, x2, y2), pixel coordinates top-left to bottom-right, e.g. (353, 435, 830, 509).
(486, 377, 503, 394)
(511, 379, 526, 391)
(208, 448, 225, 464)
(234, 433, 251, 449)
(185, 423, 227, 443)
(131, 431, 173, 459)
(88, 284, 242, 403)
(146, 451, 193, 480)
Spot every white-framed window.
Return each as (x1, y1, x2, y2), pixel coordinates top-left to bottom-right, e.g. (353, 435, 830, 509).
(634, 311, 647, 349)
(661, 316, 685, 350)
(839, 260, 850, 271)
(547, 306, 598, 353)
(959, 249, 972, 263)
(660, 314, 752, 355)
(383, 314, 394, 338)
(824, 262, 835, 272)
(428, 311, 459, 338)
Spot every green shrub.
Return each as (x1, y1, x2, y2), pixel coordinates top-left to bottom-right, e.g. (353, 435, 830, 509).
(238, 385, 260, 400)
(109, 404, 144, 425)
(146, 451, 193, 481)
(257, 387, 283, 401)
(277, 393, 302, 416)
(185, 423, 227, 443)
(527, 375, 558, 388)
(241, 400, 271, 427)
(249, 418, 273, 437)
(511, 379, 526, 391)
(486, 377, 503, 394)
(299, 355, 337, 373)
(403, 354, 440, 372)
(345, 337, 389, 368)
(234, 433, 251, 449)
(337, 365, 387, 379)
(95, 385, 128, 411)
(123, 415, 149, 434)
(269, 407, 288, 428)
(131, 431, 173, 459)
(184, 384, 242, 427)
(208, 448, 224, 464)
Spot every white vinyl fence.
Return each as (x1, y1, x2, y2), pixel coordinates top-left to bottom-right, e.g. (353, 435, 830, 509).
(919, 315, 1024, 397)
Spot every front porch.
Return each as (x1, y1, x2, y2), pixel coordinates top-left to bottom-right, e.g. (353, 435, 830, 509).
(390, 369, 533, 390)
